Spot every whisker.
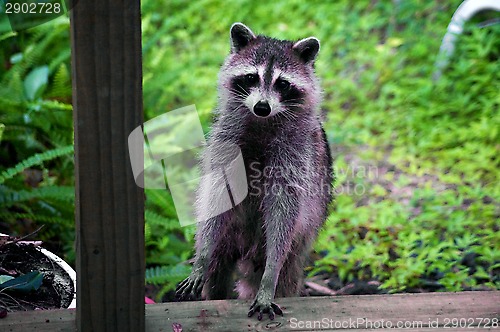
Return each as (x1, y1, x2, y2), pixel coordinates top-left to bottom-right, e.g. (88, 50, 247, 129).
(282, 97, 305, 103)
(228, 89, 248, 100)
(235, 84, 250, 96)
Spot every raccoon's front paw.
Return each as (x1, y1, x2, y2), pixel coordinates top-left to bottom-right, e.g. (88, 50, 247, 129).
(175, 271, 204, 301)
(247, 293, 283, 320)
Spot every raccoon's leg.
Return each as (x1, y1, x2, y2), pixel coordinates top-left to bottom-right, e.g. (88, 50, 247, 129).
(175, 212, 232, 300)
(248, 186, 300, 320)
(275, 238, 310, 297)
(203, 249, 238, 300)
(235, 259, 264, 299)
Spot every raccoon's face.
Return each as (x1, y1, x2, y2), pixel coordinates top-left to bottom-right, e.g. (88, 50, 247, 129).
(219, 23, 321, 120)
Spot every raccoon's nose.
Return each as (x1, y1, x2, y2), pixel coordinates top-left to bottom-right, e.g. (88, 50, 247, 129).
(253, 100, 271, 117)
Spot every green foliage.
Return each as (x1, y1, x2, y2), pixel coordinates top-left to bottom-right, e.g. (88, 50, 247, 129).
(0, 145, 73, 184)
(145, 264, 192, 300)
(0, 16, 74, 262)
(24, 65, 49, 101)
(0, 185, 74, 206)
(310, 2, 499, 291)
(143, 188, 196, 297)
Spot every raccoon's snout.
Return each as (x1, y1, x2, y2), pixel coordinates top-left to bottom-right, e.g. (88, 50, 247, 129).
(253, 100, 271, 117)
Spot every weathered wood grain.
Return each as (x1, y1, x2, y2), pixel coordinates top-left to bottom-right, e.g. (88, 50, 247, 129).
(1, 292, 498, 331)
(147, 291, 500, 331)
(0, 309, 76, 332)
(69, 0, 144, 331)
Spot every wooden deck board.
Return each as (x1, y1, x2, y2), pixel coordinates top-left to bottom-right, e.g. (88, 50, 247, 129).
(1, 291, 498, 331)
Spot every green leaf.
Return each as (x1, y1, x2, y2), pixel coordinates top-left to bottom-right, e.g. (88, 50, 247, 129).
(0, 275, 14, 284)
(473, 266, 490, 280)
(0, 271, 44, 293)
(24, 66, 49, 101)
(10, 52, 23, 64)
(0, 11, 13, 34)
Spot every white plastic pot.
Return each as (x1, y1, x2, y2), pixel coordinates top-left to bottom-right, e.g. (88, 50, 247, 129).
(38, 247, 77, 309)
(0, 233, 76, 309)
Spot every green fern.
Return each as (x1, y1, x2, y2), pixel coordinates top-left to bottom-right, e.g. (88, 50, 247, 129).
(0, 185, 74, 206)
(48, 48, 71, 73)
(146, 264, 192, 301)
(0, 211, 72, 226)
(145, 264, 191, 286)
(0, 31, 17, 42)
(47, 64, 71, 98)
(0, 70, 24, 105)
(34, 99, 72, 111)
(0, 14, 75, 264)
(145, 188, 178, 218)
(0, 17, 70, 109)
(145, 210, 179, 231)
(145, 222, 152, 243)
(182, 224, 197, 245)
(0, 145, 73, 184)
(4, 18, 69, 83)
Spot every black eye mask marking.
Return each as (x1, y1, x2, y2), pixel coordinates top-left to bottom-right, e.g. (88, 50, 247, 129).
(231, 73, 259, 96)
(276, 78, 304, 104)
(244, 73, 259, 84)
(275, 78, 291, 92)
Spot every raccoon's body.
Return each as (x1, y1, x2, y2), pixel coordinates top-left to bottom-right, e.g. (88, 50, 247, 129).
(176, 23, 333, 320)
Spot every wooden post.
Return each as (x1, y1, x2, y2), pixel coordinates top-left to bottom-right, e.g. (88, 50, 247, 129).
(70, 1, 144, 331)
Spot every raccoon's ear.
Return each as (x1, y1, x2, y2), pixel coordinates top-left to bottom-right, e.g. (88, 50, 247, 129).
(293, 37, 320, 64)
(230, 23, 256, 53)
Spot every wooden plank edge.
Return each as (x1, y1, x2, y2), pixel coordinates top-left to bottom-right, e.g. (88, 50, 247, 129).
(1, 291, 498, 331)
(147, 291, 500, 331)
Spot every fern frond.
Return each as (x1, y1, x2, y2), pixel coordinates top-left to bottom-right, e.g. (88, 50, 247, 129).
(0, 185, 74, 206)
(145, 222, 152, 243)
(145, 264, 191, 286)
(0, 70, 25, 105)
(0, 145, 73, 184)
(0, 211, 72, 226)
(145, 210, 180, 231)
(48, 49, 71, 73)
(35, 99, 73, 111)
(45, 130, 72, 147)
(30, 16, 67, 40)
(145, 189, 178, 218)
(3, 20, 69, 84)
(47, 64, 71, 97)
(182, 225, 197, 243)
(0, 31, 17, 42)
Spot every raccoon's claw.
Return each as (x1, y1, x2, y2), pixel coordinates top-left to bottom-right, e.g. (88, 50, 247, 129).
(175, 273, 204, 300)
(248, 299, 283, 320)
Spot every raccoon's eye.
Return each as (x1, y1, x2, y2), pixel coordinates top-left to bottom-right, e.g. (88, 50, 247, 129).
(244, 73, 259, 84)
(275, 78, 291, 91)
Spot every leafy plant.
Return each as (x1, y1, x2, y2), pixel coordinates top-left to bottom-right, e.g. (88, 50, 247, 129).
(143, 188, 196, 300)
(0, 271, 44, 293)
(0, 16, 74, 261)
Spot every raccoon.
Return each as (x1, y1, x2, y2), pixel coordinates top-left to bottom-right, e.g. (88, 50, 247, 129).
(176, 23, 333, 320)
